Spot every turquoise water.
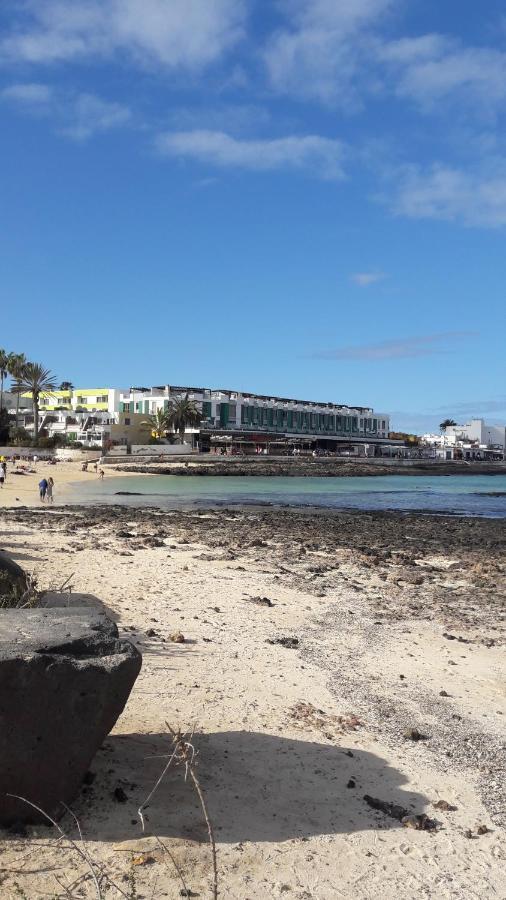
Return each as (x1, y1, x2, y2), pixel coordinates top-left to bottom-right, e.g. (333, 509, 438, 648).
(68, 474, 506, 517)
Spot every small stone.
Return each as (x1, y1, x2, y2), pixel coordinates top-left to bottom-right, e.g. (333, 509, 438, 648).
(169, 631, 186, 643)
(403, 728, 426, 741)
(477, 824, 490, 835)
(433, 799, 457, 812)
(113, 787, 128, 803)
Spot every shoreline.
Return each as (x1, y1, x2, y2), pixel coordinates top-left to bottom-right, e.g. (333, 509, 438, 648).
(110, 457, 506, 478)
(0, 459, 137, 509)
(0, 503, 504, 897)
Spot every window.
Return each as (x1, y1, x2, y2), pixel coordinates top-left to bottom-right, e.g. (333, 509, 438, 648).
(382, 420, 386, 430)
(97, 395, 108, 403)
(76, 396, 86, 405)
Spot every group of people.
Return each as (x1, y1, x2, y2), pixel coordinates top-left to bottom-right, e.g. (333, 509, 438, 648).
(38, 477, 55, 503)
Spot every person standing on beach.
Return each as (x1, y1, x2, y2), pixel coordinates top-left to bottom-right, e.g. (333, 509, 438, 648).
(0, 468, 4, 489)
(1, 461, 6, 482)
(39, 477, 48, 502)
(46, 477, 54, 503)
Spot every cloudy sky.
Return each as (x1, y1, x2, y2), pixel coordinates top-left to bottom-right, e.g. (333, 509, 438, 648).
(1, 0, 505, 431)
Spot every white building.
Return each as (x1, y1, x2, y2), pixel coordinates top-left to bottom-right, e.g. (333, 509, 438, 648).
(2, 391, 33, 413)
(422, 418, 506, 460)
(119, 384, 391, 449)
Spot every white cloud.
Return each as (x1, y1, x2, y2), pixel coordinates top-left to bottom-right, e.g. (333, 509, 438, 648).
(389, 162, 506, 228)
(381, 38, 506, 112)
(313, 332, 474, 361)
(350, 271, 386, 287)
(156, 130, 346, 179)
(265, 1, 506, 117)
(0, 0, 246, 69)
(1, 81, 131, 140)
(1, 82, 53, 104)
(264, 0, 395, 105)
(59, 93, 131, 140)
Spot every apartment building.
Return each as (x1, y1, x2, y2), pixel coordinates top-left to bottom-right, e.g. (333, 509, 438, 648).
(119, 385, 390, 448)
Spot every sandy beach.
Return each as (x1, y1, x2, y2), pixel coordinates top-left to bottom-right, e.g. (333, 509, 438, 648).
(0, 459, 132, 509)
(0, 502, 504, 899)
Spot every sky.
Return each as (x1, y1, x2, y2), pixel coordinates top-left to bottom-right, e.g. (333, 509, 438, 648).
(1, 0, 505, 433)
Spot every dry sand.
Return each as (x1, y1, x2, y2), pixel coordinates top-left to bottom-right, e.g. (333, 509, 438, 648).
(0, 504, 504, 899)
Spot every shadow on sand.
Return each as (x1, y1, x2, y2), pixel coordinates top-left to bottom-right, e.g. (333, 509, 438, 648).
(82, 730, 429, 843)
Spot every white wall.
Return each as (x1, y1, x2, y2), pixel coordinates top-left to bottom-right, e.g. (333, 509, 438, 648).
(130, 444, 193, 456)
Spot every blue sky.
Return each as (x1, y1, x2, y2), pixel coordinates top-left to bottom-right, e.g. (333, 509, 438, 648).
(1, 0, 505, 432)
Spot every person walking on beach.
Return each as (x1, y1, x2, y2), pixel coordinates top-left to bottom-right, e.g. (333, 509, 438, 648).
(0, 468, 4, 489)
(1, 461, 6, 482)
(98, 468, 105, 480)
(46, 477, 54, 503)
(39, 477, 48, 502)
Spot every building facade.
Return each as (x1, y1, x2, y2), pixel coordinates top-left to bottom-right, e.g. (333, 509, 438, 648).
(17, 382, 391, 451)
(23, 388, 122, 415)
(119, 385, 390, 448)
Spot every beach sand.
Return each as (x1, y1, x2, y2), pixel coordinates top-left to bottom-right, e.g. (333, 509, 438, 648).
(0, 504, 504, 899)
(0, 459, 131, 509)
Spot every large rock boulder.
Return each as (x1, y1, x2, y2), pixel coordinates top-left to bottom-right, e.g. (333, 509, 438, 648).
(0, 608, 141, 825)
(0, 552, 27, 605)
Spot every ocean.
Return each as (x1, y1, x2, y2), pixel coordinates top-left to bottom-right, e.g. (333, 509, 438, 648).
(67, 473, 506, 517)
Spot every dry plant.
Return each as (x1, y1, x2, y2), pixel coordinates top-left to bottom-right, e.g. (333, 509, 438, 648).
(0, 571, 40, 609)
(5, 795, 135, 900)
(5, 723, 218, 899)
(138, 723, 218, 900)
(0, 569, 74, 610)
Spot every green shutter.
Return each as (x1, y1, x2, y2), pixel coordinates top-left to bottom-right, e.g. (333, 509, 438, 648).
(220, 403, 229, 427)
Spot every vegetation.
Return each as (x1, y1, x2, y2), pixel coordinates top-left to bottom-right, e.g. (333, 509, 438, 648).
(166, 393, 202, 443)
(13, 362, 57, 441)
(59, 381, 74, 392)
(8, 352, 28, 428)
(0, 348, 13, 411)
(439, 418, 457, 432)
(0, 408, 11, 443)
(140, 408, 171, 441)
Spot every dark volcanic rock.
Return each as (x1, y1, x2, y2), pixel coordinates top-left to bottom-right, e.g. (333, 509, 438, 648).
(0, 552, 27, 596)
(0, 609, 141, 825)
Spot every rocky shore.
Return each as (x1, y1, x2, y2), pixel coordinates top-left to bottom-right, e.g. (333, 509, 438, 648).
(112, 457, 506, 477)
(0, 503, 504, 898)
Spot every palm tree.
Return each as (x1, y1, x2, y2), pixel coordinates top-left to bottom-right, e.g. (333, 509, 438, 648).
(0, 349, 11, 412)
(140, 408, 171, 441)
(8, 353, 27, 429)
(439, 418, 457, 432)
(166, 394, 202, 444)
(14, 363, 57, 442)
(59, 381, 74, 392)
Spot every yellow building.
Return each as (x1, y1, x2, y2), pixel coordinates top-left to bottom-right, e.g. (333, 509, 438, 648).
(22, 387, 121, 413)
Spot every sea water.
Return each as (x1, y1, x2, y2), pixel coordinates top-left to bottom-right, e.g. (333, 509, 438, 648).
(68, 473, 506, 517)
